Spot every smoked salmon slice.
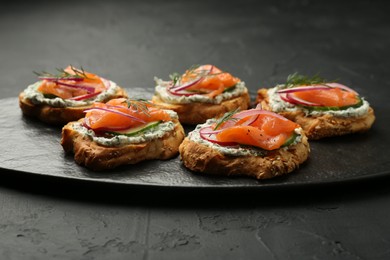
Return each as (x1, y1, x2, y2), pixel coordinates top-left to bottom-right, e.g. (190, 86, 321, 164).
(277, 74, 361, 108)
(290, 87, 358, 107)
(200, 108, 299, 151)
(84, 98, 171, 131)
(169, 65, 240, 98)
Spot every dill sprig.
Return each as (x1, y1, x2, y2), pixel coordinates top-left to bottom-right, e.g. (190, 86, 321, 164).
(169, 72, 181, 86)
(285, 72, 327, 87)
(169, 64, 200, 85)
(123, 99, 151, 117)
(33, 65, 89, 79)
(214, 108, 240, 130)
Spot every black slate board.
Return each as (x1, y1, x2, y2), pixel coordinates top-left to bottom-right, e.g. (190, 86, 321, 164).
(1, 90, 389, 189)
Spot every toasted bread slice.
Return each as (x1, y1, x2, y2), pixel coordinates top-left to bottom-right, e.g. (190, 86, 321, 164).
(179, 131, 310, 180)
(256, 88, 375, 140)
(61, 118, 185, 171)
(152, 91, 251, 125)
(19, 87, 127, 125)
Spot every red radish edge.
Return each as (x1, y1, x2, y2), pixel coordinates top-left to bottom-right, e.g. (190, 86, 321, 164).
(170, 77, 203, 92)
(325, 82, 358, 94)
(286, 93, 321, 106)
(167, 88, 197, 96)
(277, 85, 330, 94)
(69, 91, 102, 101)
(56, 81, 96, 93)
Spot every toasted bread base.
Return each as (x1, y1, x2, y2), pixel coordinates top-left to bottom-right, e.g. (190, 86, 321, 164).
(256, 88, 375, 140)
(61, 118, 185, 171)
(19, 88, 127, 125)
(179, 134, 310, 180)
(151, 91, 251, 125)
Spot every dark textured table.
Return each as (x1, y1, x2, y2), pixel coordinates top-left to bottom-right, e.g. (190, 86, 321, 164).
(1, 1, 390, 259)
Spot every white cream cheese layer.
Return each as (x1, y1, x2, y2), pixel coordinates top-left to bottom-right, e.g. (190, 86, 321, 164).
(187, 119, 303, 157)
(22, 79, 121, 108)
(154, 78, 247, 104)
(267, 85, 370, 117)
(72, 110, 178, 147)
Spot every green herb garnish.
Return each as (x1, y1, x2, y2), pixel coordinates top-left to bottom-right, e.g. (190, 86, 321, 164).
(223, 85, 237, 93)
(285, 72, 328, 88)
(33, 65, 89, 79)
(122, 98, 151, 117)
(214, 108, 240, 130)
(169, 72, 181, 86)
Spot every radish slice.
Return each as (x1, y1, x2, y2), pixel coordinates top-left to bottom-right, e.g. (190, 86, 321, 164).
(240, 115, 259, 126)
(285, 93, 321, 106)
(56, 81, 96, 93)
(83, 107, 146, 123)
(169, 65, 214, 93)
(167, 88, 197, 96)
(69, 91, 102, 101)
(170, 77, 204, 92)
(234, 108, 289, 122)
(280, 92, 320, 106)
(67, 78, 111, 100)
(278, 83, 357, 95)
(325, 82, 358, 94)
(279, 92, 290, 103)
(199, 126, 224, 135)
(277, 85, 330, 94)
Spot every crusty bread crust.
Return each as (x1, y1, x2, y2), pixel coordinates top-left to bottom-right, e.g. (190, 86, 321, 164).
(256, 88, 375, 140)
(61, 118, 185, 171)
(19, 88, 127, 125)
(179, 133, 310, 180)
(151, 91, 251, 125)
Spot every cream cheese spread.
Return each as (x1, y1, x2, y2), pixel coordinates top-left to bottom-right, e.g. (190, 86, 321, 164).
(72, 110, 178, 147)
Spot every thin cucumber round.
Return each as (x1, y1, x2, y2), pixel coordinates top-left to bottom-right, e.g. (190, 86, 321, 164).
(109, 121, 161, 136)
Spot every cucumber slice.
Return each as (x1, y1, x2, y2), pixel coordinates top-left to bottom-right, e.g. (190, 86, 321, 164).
(223, 85, 237, 93)
(109, 121, 161, 137)
(181, 85, 236, 94)
(282, 132, 298, 147)
(43, 93, 59, 99)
